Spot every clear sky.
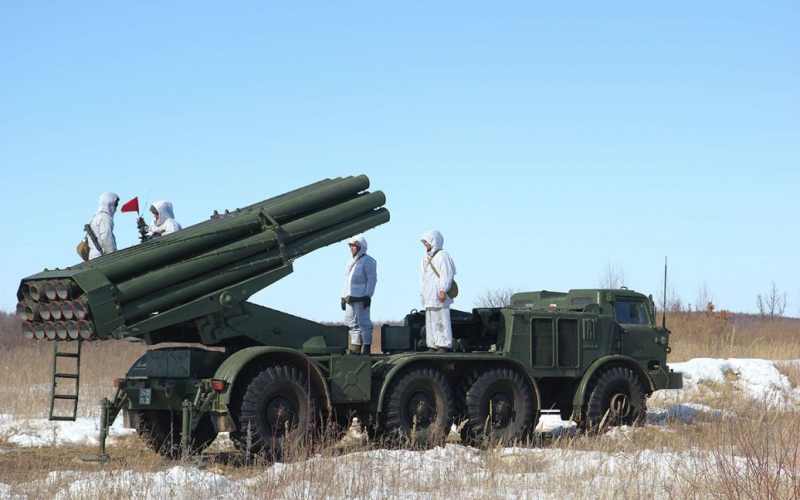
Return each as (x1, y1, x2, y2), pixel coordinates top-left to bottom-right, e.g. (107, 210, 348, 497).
(2, 2, 798, 322)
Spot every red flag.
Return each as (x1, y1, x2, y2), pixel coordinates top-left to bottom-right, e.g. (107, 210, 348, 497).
(121, 197, 139, 214)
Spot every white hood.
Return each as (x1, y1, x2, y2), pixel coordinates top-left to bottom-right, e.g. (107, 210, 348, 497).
(151, 200, 175, 227)
(348, 235, 368, 260)
(98, 192, 119, 217)
(421, 230, 443, 257)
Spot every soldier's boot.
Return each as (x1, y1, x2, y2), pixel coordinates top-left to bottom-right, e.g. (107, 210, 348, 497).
(361, 344, 371, 356)
(350, 344, 361, 355)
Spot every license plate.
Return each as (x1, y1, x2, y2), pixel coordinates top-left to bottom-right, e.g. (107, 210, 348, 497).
(139, 388, 152, 405)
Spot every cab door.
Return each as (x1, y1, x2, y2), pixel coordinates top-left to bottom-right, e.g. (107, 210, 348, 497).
(613, 297, 661, 362)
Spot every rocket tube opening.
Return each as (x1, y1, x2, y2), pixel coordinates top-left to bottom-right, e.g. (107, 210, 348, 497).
(21, 283, 32, 301)
(38, 304, 51, 321)
(21, 322, 35, 340)
(60, 302, 75, 320)
(77, 321, 93, 340)
(24, 304, 39, 322)
(55, 281, 71, 300)
(44, 322, 57, 340)
(49, 302, 63, 321)
(16, 302, 27, 319)
(67, 321, 80, 340)
(43, 282, 57, 301)
(33, 323, 46, 340)
(55, 322, 69, 340)
(72, 300, 88, 320)
(29, 283, 43, 302)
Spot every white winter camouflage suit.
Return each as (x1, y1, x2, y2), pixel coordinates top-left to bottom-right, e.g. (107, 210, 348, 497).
(342, 235, 377, 346)
(88, 192, 119, 260)
(147, 200, 182, 237)
(420, 230, 456, 349)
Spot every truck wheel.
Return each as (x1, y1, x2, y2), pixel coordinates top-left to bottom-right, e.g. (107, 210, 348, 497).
(465, 367, 536, 442)
(136, 410, 218, 458)
(229, 364, 316, 458)
(384, 366, 455, 445)
(584, 366, 646, 431)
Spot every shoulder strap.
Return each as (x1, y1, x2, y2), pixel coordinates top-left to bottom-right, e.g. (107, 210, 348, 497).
(84, 222, 104, 256)
(348, 253, 365, 272)
(427, 250, 441, 278)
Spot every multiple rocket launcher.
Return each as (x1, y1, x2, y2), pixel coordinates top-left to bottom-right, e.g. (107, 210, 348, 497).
(17, 282, 90, 340)
(16, 175, 390, 342)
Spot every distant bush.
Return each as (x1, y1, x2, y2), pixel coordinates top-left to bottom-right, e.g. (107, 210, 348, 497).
(666, 308, 800, 361)
(0, 311, 24, 349)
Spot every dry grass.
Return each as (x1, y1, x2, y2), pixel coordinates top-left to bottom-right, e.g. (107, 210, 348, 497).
(2, 311, 800, 498)
(0, 339, 146, 419)
(665, 310, 800, 361)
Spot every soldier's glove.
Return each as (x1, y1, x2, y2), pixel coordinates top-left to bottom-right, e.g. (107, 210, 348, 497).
(364, 297, 371, 308)
(341, 298, 346, 311)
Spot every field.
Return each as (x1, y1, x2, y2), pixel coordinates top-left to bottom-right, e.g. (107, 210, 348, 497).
(1, 310, 800, 499)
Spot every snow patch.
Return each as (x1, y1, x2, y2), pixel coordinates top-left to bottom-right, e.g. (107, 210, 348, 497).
(0, 414, 134, 448)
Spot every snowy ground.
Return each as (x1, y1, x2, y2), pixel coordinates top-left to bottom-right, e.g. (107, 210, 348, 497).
(2, 358, 799, 499)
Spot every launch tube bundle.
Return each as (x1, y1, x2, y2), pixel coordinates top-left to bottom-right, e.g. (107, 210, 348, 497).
(16, 175, 390, 343)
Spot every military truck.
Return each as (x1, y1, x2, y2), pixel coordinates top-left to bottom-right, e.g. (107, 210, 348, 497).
(15, 174, 681, 458)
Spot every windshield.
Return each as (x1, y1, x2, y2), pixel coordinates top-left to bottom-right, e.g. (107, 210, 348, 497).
(614, 299, 649, 325)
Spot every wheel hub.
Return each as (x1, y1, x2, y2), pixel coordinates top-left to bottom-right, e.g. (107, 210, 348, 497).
(265, 396, 297, 433)
(489, 392, 513, 427)
(609, 393, 632, 419)
(407, 391, 435, 427)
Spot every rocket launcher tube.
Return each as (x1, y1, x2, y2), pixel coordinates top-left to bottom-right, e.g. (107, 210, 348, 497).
(96, 176, 369, 282)
(55, 280, 76, 300)
(21, 322, 35, 340)
(233, 177, 332, 213)
(119, 208, 389, 323)
(29, 283, 44, 302)
(113, 191, 387, 303)
(43, 282, 57, 301)
(24, 304, 40, 321)
(76, 178, 342, 280)
(44, 322, 57, 340)
(49, 303, 62, 321)
(38, 304, 51, 321)
(60, 302, 75, 320)
(52, 176, 355, 294)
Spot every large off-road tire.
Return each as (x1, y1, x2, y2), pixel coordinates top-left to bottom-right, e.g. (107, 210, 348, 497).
(136, 410, 218, 458)
(229, 364, 317, 459)
(584, 366, 647, 431)
(465, 367, 536, 442)
(384, 365, 455, 445)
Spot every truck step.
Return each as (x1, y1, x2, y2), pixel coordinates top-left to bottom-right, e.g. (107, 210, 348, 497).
(54, 373, 79, 379)
(53, 394, 79, 401)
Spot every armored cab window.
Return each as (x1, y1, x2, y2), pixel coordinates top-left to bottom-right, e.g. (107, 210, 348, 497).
(570, 296, 593, 307)
(614, 299, 648, 325)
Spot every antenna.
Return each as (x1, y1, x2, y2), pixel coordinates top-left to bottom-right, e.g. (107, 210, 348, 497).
(141, 188, 152, 219)
(662, 256, 667, 328)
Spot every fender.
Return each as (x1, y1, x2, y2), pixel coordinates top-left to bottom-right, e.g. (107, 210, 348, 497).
(213, 346, 331, 409)
(571, 355, 655, 409)
(376, 354, 542, 417)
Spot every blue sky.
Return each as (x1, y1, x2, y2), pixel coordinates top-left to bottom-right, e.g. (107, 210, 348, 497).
(2, 2, 798, 322)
